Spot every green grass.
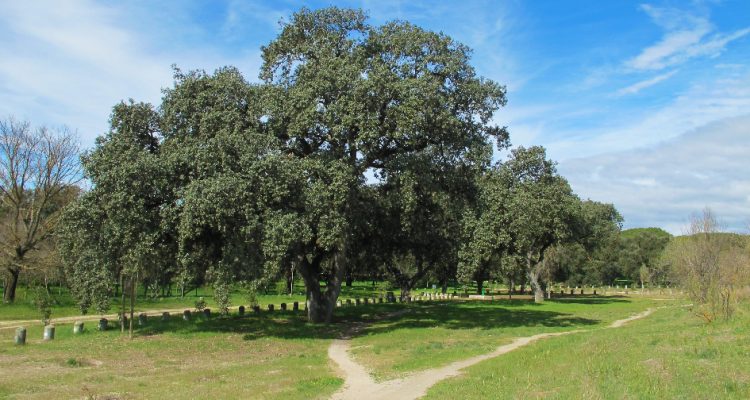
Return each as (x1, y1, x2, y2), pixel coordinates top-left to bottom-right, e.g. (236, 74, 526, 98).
(423, 302, 750, 399)
(2, 294, 740, 399)
(348, 296, 662, 380)
(0, 307, 364, 399)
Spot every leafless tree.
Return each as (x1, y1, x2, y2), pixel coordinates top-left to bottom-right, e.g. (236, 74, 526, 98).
(0, 117, 81, 303)
(664, 208, 750, 322)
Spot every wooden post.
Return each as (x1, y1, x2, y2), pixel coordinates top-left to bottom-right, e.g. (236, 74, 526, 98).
(15, 327, 26, 345)
(43, 325, 55, 341)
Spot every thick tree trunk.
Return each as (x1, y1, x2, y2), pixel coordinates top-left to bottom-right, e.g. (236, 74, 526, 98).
(3, 268, 20, 303)
(298, 246, 346, 323)
(527, 256, 545, 303)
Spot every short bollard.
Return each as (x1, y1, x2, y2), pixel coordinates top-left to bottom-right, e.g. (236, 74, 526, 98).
(355, 299, 361, 306)
(293, 301, 299, 311)
(378, 297, 383, 304)
(267, 304, 274, 312)
(280, 303, 287, 311)
(73, 321, 84, 334)
(570, 289, 574, 295)
(98, 318, 108, 331)
(203, 309, 211, 319)
(138, 313, 147, 326)
(581, 289, 584, 295)
(238, 305, 245, 316)
(336, 300, 342, 308)
(253, 305, 261, 313)
(15, 327, 26, 345)
(183, 310, 191, 321)
(593, 290, 597, 295)
(364, 298, 369, 305)
(161, 312, 170, 321)
(346, 299, 352, 306)
(43, 325, 55, 341)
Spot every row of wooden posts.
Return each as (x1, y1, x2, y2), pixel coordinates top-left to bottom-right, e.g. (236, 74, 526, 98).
(13, 292, 458, 345)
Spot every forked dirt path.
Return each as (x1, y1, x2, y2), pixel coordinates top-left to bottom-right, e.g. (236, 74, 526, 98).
(329, 308, 656, 400)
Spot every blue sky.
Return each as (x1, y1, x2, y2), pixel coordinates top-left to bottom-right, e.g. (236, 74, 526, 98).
(1, 0, 748, 234)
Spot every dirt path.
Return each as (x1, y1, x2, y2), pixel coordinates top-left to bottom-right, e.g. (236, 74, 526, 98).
(0, 306, 237, 331)
(329, 308, 656, 400)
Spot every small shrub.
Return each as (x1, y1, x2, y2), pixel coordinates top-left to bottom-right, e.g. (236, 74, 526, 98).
(31, 287, 53, 325)
(66, 358, 82, 367)
(241, 280, 260, 308)
(194, 297, 207, 312)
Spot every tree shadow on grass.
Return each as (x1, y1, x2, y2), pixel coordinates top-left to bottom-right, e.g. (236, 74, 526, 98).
(547, 296, 631, 305)
(133, 298, 620, 341)
(355, 303, 601, 337)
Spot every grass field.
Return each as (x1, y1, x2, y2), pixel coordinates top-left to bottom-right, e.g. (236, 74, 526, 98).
(1, 294, 747, 399)
(424, 301, 750, 399)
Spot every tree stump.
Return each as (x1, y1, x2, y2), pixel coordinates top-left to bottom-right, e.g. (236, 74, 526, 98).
(293, 302, 299, 311)
(267, 304, 274, 312)
(74, 321, 84, 334)
(253, 305, 261, 313)
(138, 313, 147, 326)
(203, 309, 211, 319)
(238, 305, 245, 316)
(161, 312, 170, 321)
(43, 325, 55, 341)
(98, 318, 108, 331)
(15, 327, 26, 345)
(183, 310, 191, 321)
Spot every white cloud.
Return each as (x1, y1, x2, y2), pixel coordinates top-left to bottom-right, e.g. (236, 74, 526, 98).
(616, 70, 678, 96)
(544, 67, 750, 161)
(559, 115, 750, 234)
(627, 4, 750, 71)
(0, 1, 266, 147)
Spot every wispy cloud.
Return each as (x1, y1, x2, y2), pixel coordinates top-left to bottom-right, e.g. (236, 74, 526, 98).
(627, 4, 750, 71)
(616, 70, 678, 96)
(0, 1, 265, 145)
(559, 114, 750, 234)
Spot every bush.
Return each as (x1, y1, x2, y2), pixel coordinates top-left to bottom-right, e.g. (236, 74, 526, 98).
(31, 287, 53, 325)
(663, 209, 750, 322)
(194, 297, 207, 312)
